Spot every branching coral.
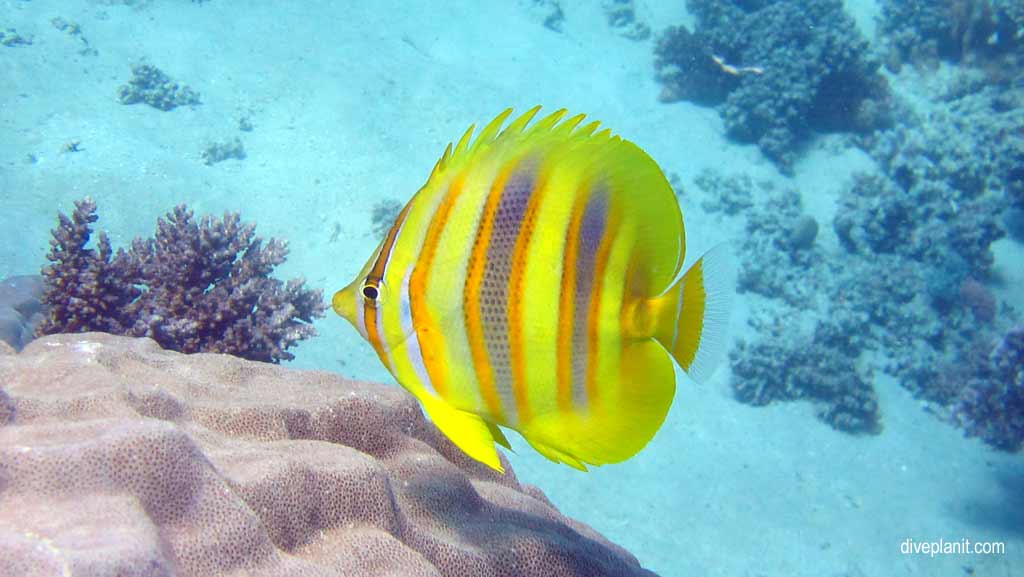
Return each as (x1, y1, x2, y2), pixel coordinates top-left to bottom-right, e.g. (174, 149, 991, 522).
(37, 198, 326, 363)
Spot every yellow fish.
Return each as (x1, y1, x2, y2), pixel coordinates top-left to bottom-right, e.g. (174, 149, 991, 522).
(333, 107, 732, 472)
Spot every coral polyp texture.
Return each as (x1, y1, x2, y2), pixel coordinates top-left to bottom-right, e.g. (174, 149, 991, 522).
(37, 198, 326, 363)
(0, 333, 655, 577)
(654, 0, 891, 171)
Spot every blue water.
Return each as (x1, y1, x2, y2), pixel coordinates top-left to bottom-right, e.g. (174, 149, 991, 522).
(2, 1, 1022, 575)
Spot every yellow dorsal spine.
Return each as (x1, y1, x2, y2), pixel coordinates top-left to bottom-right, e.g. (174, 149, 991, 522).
(471, 108, 514, 153)
(501, 105, 543, 137)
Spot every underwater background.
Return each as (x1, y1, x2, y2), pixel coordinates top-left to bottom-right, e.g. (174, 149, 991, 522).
(1, 0, 1022, 575)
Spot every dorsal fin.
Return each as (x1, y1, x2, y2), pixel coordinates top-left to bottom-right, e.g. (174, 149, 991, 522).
(576, 119, 602, 137)
(427, 106, 610, 182)
(555, 112, 588, 136)
(429, 142, 454, 180)
(470, 108, 514, 153)
(526, 108, 569, 135)
(500, 105, 542, 137)
(452, 122, 477, 159)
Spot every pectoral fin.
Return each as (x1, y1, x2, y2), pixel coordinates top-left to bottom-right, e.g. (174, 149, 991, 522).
(419, 394, 504, 473)
(487, 421, 513, 451)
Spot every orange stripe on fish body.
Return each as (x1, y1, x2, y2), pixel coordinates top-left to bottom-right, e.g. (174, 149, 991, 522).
(409, 172, 474, 401)
(464, 160, 517, 422)
(333, 107, 734, 473)
(508, 163, 550, 425)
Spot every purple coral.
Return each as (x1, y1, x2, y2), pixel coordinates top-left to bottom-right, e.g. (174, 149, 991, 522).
(37, 198, 326, 363)
(955, 326, 1024, 451)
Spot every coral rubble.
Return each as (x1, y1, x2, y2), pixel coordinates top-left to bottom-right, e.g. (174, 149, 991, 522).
(37, 198, 326, 363)
(0, 333, 656, 577)
(655, 0, 891, 171)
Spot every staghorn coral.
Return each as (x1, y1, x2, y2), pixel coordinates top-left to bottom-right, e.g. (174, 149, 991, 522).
(36, 198, 141, 336)
(0, 333, 656, 577)
(37, 198, 326, 363)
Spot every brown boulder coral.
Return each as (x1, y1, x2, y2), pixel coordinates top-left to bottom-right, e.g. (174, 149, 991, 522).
(0, 333, 656, 577)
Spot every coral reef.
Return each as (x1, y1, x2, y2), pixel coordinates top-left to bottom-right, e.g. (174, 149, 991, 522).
(201, 137, 247, 165)
(118, 64, 200, 111)
(716, 153, 1013, 438)
(722, 82, 1018, 434)
(822, 71, 1023, 429)
(37, 198, 326, 363)
(954, 326, 1024, 450)
(654, 25, 738, 106)
(732, 312, 881, 434)
(878, 0, 1024, 70)
(0, 276, 44, 351)
(863, 75, 1024, 214)
(709, 177, 824, 307)
(698, 172, 882, 431)
(0, 333, 656, 577)
(694, 169, 753, 215)
(834, 173, 1005, 275)
(655, 0, 891, 171)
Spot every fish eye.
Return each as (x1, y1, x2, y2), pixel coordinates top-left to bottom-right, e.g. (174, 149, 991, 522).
(360, 277, 385, 304)
(362, 284, 379, 301)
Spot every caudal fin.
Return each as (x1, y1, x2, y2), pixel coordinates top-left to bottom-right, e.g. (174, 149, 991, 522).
(651, 244, 734, 383)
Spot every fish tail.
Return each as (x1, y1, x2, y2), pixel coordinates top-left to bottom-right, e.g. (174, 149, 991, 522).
(650, 244, 734, 383)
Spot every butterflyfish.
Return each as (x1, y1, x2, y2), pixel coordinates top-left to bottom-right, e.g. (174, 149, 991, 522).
(333, 107, 732, 472)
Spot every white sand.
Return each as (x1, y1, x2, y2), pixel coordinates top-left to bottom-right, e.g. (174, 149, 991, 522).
(1, 1, 1021, 575)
